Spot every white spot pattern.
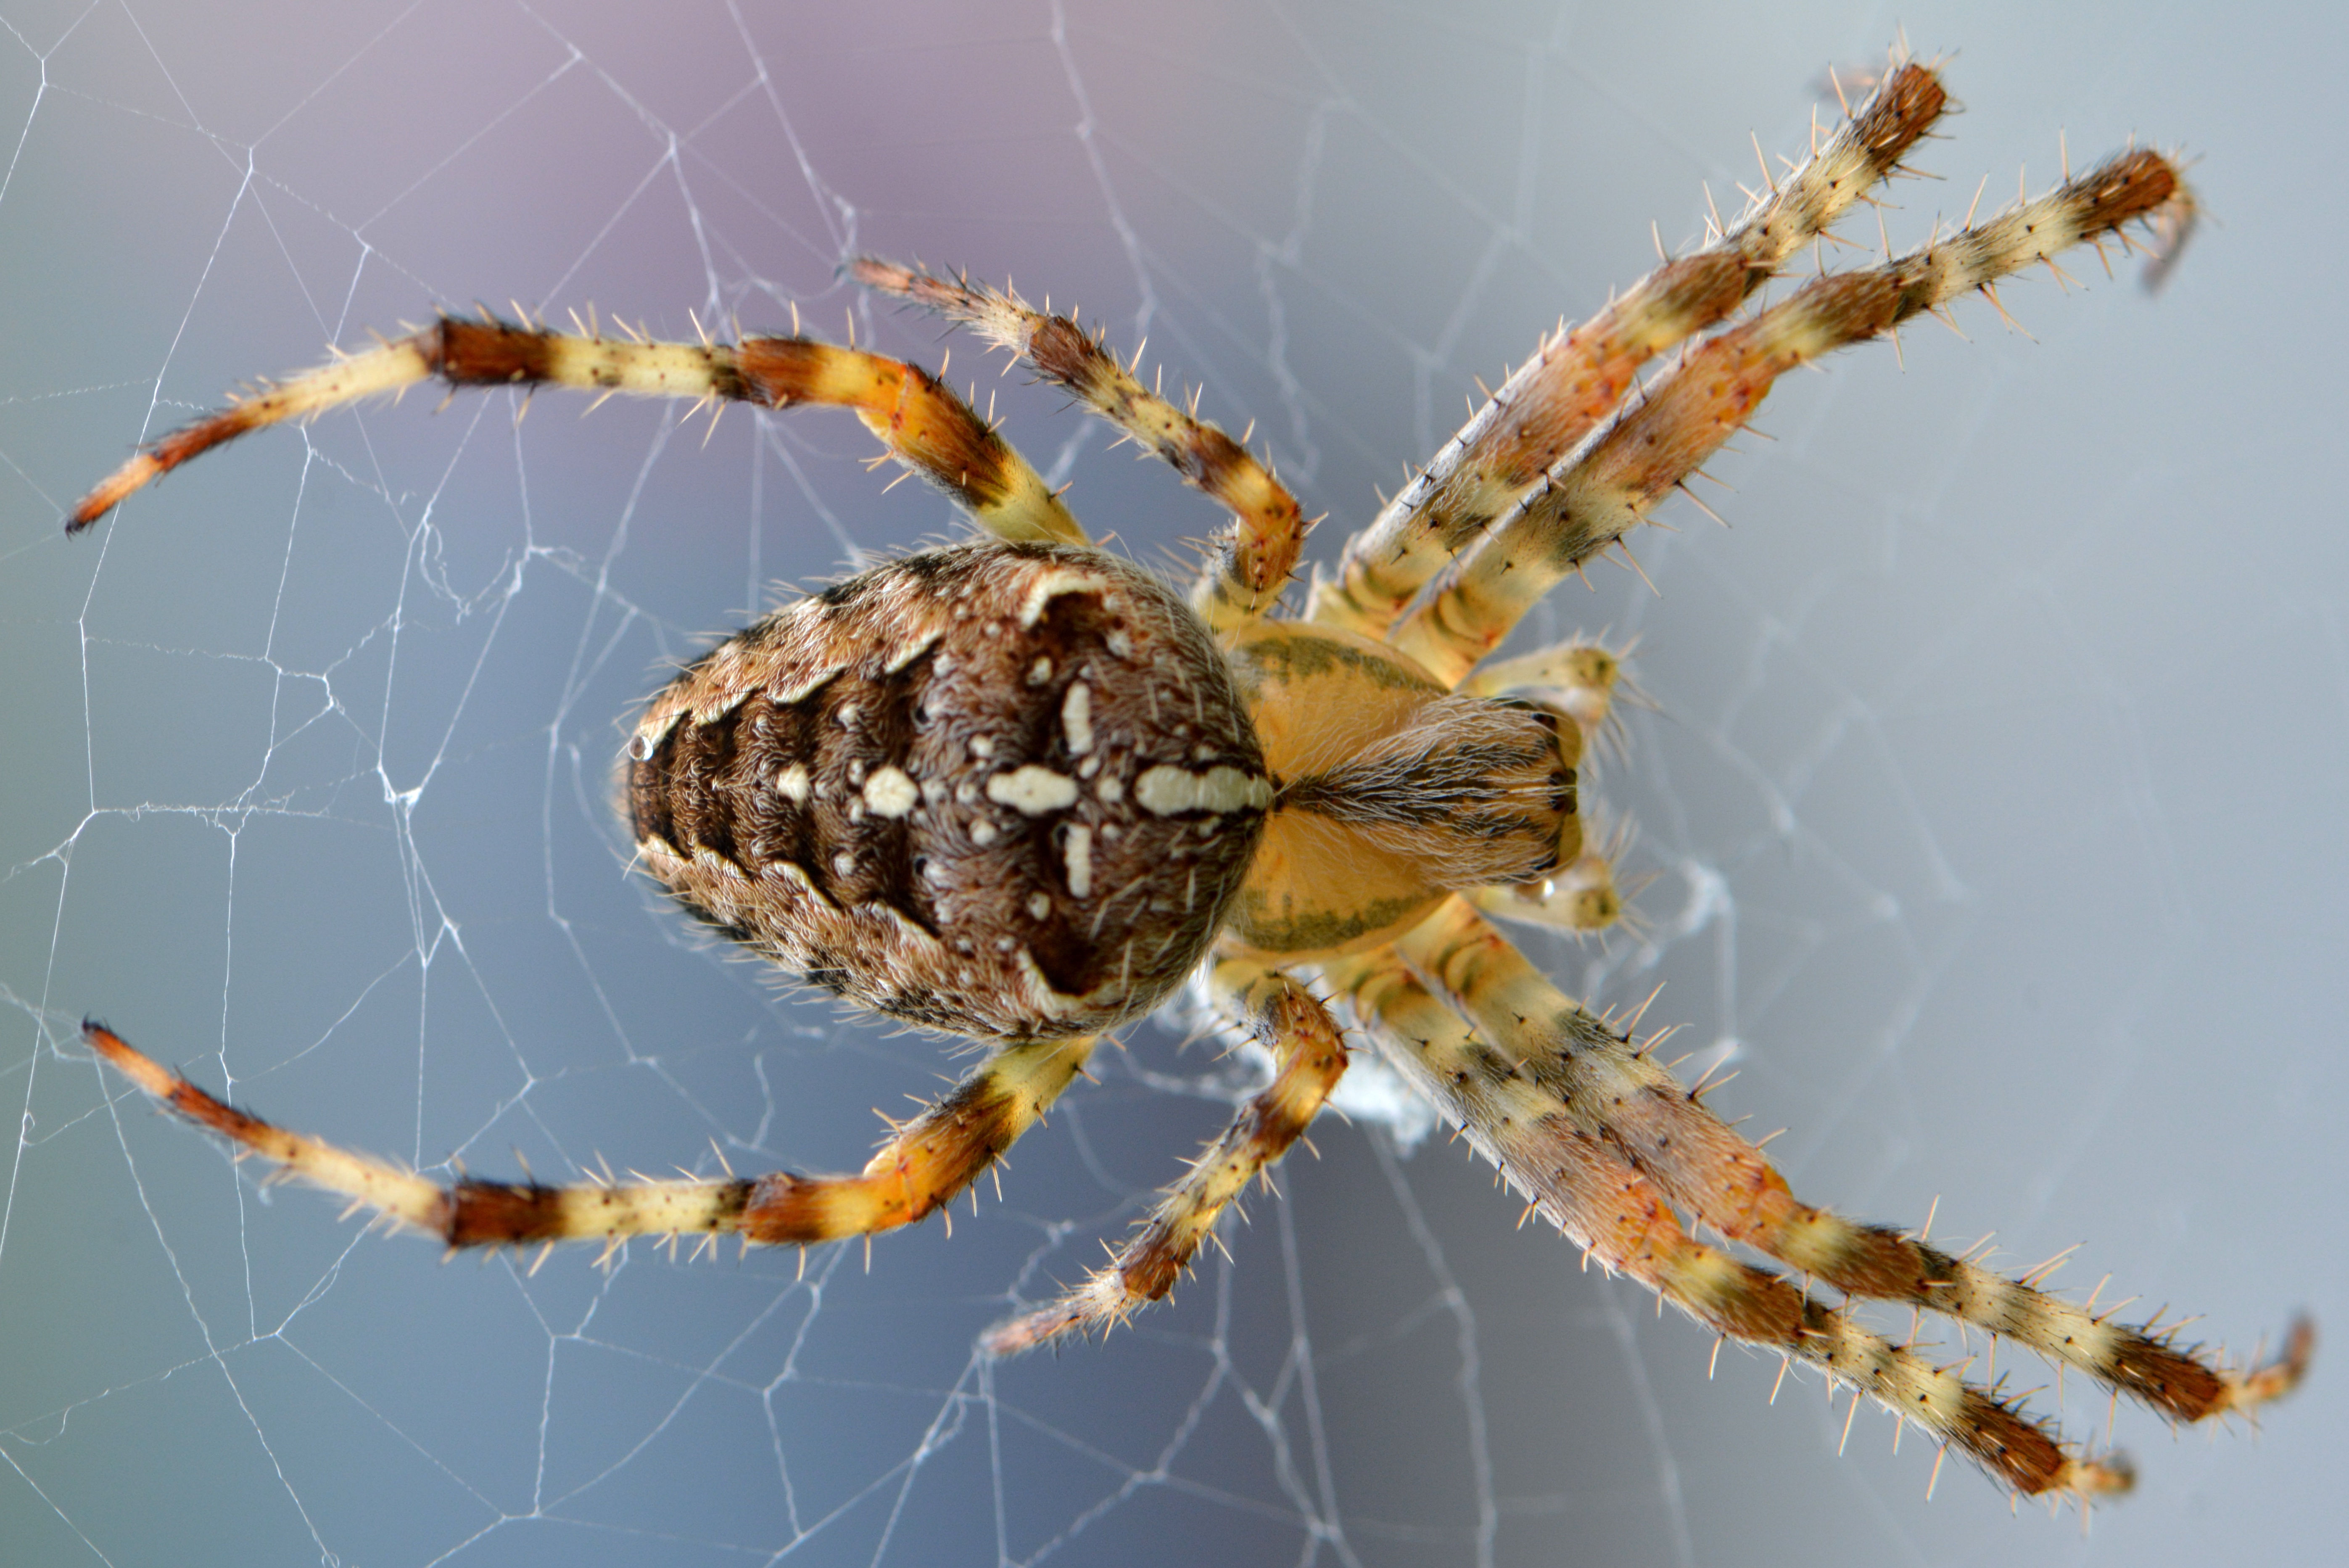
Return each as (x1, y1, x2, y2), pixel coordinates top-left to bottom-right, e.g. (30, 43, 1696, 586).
(986, 766, 1081, 815)
(861, 766, 918, 818)
(1061, 682, 1094, 755)
(1134, 764, 1273, 816)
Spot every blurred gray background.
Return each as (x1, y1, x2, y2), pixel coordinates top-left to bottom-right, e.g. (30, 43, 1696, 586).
(3, 2, 2341, 1565)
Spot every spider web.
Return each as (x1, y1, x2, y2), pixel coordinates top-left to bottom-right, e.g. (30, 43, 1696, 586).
(3, 2, 2342, 1565)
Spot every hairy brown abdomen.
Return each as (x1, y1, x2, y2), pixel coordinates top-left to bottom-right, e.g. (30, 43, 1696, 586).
(624, 543, 1267, 1040)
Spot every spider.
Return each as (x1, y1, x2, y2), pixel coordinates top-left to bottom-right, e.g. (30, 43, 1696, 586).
(69, 56, 2308, 1505)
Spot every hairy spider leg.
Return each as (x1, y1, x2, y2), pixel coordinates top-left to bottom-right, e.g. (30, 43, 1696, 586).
(1460, 636, 1629, 731)
(850, 258, 1306, 631)
(83, 1021, 1097, 1251)
(1389, 900, 2314, 1425)
(69, 318, 1087, 546)
(1321, 946, 2134, 1501)
(1393, 148, 2194, 686)
(1307, 56, 1950, 639)
(983, 958, 1349, 1353)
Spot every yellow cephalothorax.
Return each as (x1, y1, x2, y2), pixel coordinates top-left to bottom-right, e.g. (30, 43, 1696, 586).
(1223, 619, 1589, 959)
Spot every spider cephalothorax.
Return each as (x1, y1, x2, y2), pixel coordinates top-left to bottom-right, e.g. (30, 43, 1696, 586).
(71, 53, 2308, 1506)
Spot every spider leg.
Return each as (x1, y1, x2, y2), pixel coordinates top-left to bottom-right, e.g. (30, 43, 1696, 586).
(82, 1020, 1095, 1251)
(1321, 945, 2133, 1500)
(1460, 636, 1628, 739)
(1391, 149, 2196, 685)
(1387, 900, 2312, 1427)
(69, 317, 1085, 545)
(1307, 57, 1949, 639)
(982, 957, 1348, 1353)
(851, 259, 1305, 631)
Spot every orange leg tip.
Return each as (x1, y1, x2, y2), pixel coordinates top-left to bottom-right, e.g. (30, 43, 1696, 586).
(80, 1019, 174, 1100)
(2285, 1312, 2318, 1366)
(66, 455, 158, 533)
(2065, 1451, 2137, 1502)
(847, 256, 916, 294)
(2234, 1315, 2317, 1409)
(980, 1307, 1063, 1358)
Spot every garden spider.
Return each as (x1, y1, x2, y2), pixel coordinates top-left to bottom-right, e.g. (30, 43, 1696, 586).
(71, 56, 2307, 1505)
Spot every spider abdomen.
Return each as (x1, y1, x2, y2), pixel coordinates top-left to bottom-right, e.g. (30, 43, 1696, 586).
(624, 542, 1268, 1040)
